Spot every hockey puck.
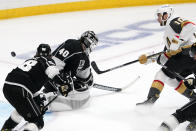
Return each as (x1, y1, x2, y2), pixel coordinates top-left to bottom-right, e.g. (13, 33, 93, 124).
(11, 51, 16, 57)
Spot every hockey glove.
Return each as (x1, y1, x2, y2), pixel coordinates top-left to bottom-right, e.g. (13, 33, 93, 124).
(157, 53, 169, 65)
(58, 73, 73, 96)
(139, 52, 157, 65)
(58, 84, 72, 97)
(184, 78, 196, 90)
(33, 93, 48, 113)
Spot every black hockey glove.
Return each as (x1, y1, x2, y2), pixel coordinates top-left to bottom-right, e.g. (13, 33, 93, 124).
(184, 78, 196, 90)
(33, 93, 47, 113)
(75, 72, 94, 90)
(58, 73, 73, 97)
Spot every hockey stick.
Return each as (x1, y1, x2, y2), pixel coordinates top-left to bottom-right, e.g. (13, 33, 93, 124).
(162, 66, 185, 80)
(93, 76, 140, 92)
(42, 95, 58, 115)
(93, 83, 121, 92)
(91, 51, 164, 74)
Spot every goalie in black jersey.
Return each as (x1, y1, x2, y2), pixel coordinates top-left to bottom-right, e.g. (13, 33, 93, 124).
(1, 44, 71, 131)
(44, 31, 98, 111)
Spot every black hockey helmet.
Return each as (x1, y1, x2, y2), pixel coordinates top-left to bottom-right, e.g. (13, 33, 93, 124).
(80, 31, 98, 54)
(36, 43, 51, 57)
(189, 43, 196, 57)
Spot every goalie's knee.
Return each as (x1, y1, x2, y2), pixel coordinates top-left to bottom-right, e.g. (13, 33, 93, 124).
(23, 123, 39, 131)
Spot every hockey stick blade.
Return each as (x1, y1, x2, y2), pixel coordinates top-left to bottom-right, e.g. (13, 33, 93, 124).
(91, 61, 106, 74)
(93, 83, 122, 92)
(93, 76, 140, 92)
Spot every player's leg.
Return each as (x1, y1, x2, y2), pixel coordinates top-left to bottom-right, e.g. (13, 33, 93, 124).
(157, 99, 196, 131)
(137, 69, 167, 105)
(163, 55, 196, 100)
(1, 84, 24, 130)
(1, 110, 23, 130)
(2, 84, 44, 130)
(176, 70, 196, 100)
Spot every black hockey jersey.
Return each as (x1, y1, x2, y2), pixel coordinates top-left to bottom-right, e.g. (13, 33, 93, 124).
(163, 48, 196, 79)
(52, 39, 91, 80)
(5, 56, 57, 94)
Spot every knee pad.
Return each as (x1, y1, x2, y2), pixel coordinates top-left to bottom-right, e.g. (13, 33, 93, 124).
(11, 110, 23, 124)
(23, 123, 39, 131)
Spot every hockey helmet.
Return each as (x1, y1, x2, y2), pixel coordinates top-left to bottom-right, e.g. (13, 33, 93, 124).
(80, 31, 98, 54)
(189, 43, 196, 58)
(156, 5, 174, 26)
(36, 43, 51, 57)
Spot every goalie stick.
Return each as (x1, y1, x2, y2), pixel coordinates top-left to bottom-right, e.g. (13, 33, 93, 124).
(93, 76, 140, 92)
(91, 51, 164, 74)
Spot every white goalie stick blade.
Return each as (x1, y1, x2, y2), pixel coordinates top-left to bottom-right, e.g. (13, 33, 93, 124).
(93, 76, 140, 92)
(93, 83, 122, 92)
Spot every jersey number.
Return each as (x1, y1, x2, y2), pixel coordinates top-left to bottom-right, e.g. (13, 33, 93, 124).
(174, 18, 184, 25)
(18, 60, 37, 72)
(59, 48, 69, 58)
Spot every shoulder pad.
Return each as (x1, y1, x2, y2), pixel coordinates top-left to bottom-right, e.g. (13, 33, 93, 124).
(169, 17, 183, 34)
(169, 17, 194, 34)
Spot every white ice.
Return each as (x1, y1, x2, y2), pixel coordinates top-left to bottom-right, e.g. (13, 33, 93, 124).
(0, 3, 196, 131)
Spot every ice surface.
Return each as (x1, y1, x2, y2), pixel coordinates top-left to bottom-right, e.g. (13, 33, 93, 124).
(0, 3, 196, 131)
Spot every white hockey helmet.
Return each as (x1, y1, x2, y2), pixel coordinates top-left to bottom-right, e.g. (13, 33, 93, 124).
(156, 4, 174, 26)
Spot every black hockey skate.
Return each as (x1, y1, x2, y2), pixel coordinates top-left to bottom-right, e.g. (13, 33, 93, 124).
(136, 96, 158, 106)
(186, 120, 196, 131)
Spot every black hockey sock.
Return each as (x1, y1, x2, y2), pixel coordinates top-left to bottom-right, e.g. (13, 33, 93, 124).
(1, 116, 18, 130)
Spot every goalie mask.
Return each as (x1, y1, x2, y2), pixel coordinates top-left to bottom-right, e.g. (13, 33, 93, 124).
(80, 31, 98, 55)
(36, 43, 51, 57)
(156, 5, 174, 26)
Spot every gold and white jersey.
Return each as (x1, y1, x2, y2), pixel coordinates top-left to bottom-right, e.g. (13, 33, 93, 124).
(163, 17, 196, 51)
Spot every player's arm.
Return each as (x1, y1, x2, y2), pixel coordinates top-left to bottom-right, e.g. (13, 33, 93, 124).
(39, 57, 72, 96)
(180, 23, 196, 44)
(74, 57, 94, 89)
(138, 44, 192, 65)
